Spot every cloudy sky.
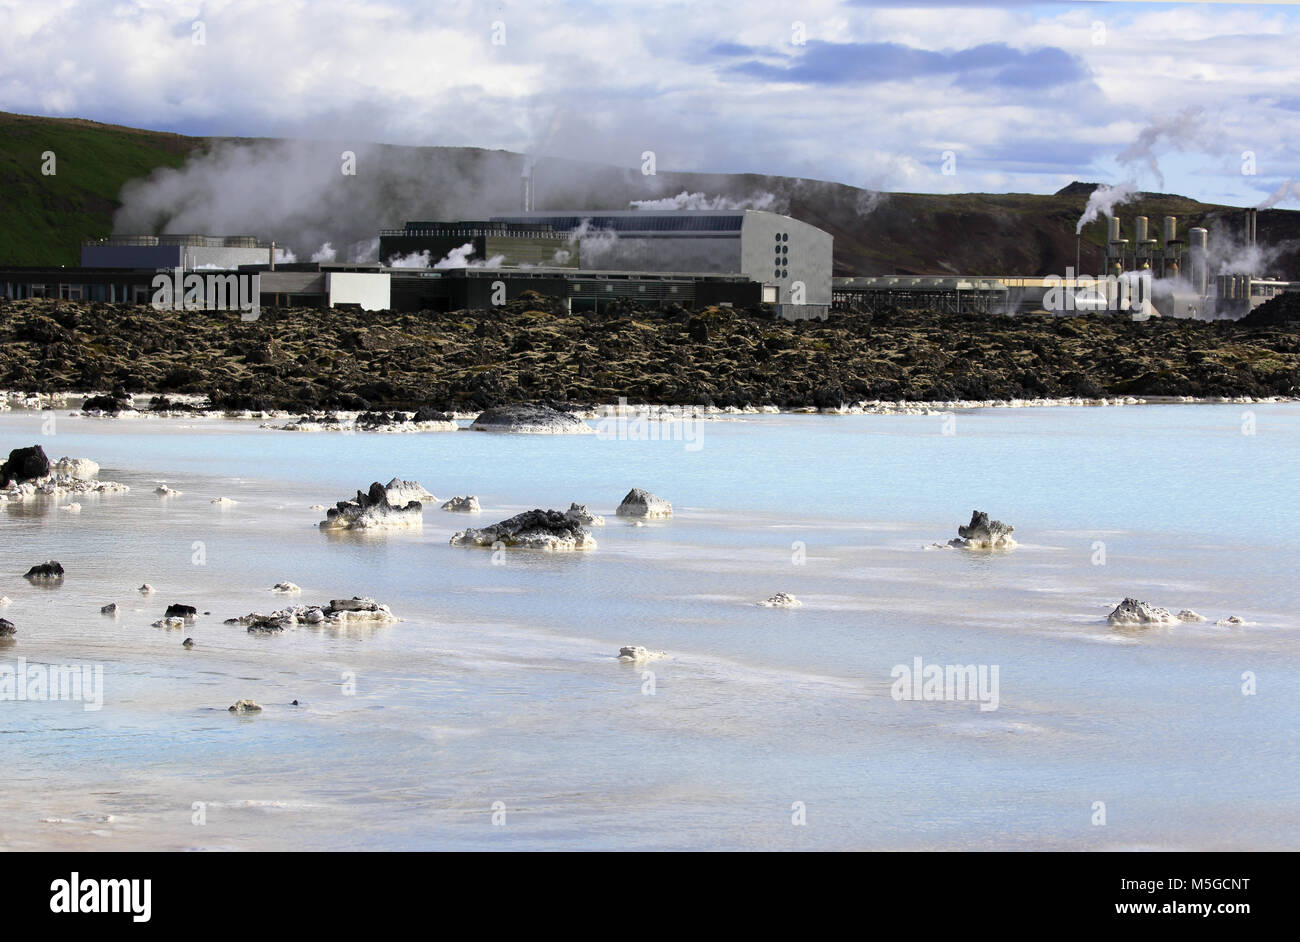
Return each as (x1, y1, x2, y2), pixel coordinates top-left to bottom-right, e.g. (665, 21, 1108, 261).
(1, 0, 1297, 207)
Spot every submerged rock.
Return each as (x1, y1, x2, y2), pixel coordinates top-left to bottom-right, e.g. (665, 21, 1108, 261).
(182, 637, 195, 648)
(0, 618, 15, 638)
(82, 393, 133, 414)
(616, 488, 673, 518)
(947, 510, 1016, 549)
(618, 645, 665, 663)
(441, 495, 481, 513)
(450, 509, 597, 551)
(1108, 597, 1178, 627)
(211, 496, 238, 506)
(320, 481, 423, 530)
(61, 502, 82, 513)
(138, 583, 155, 595)
(100, 603, 118, 616)
(24, 560, 64, 581)
(564, 503, 605, 526)
(230, 596, 397, 633)
(759, 592, 802, 608)
(1217, 615, 1248, 626)
(272, 582, 301, 594)
(152, 616, 186, 629)
(0, 596, 11, 606)
(155, 484, 182, 496)
(469, 404, 593, 435)
(228, 699, 262, 714)
(1177, 609, 1207, 622)
(270, 409, 457, 433)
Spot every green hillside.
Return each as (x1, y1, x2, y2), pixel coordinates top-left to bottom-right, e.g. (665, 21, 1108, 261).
(0, 112, 199, 265)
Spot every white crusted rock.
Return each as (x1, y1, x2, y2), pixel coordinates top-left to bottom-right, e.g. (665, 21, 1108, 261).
(616, 488, 672, 518)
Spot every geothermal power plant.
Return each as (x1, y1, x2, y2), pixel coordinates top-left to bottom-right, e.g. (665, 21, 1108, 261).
(0, 175, 1293, 320)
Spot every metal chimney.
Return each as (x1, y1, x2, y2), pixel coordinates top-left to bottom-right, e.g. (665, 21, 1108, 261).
(1189, 227, 1208, 296)
(520, 168, 534, 212)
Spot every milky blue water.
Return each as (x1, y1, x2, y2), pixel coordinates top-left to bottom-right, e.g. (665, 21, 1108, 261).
(1, 403, 1297, 850)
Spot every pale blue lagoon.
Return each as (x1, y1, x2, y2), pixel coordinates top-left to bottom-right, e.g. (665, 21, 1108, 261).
(1, 403, 1297, 850)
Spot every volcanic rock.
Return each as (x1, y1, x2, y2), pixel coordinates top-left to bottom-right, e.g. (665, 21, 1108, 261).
(951, 510, 1016, 548)
(616, 488, 673, 518)
(1108, 597, 1178, 627)
(24, 560, 64, 581)
(441, 495, 481, 513)
(449, 508, 596, 551)
(469, 404, 592, 434)
(320, 481, 423, 530)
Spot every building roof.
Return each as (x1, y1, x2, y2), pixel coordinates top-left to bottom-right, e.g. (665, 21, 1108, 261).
(490, 212, 746, 234)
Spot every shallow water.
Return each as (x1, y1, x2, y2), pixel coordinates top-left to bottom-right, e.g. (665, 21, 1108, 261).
(1, 403, 1297, 850)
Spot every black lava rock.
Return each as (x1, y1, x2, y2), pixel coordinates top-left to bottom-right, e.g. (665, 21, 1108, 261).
(1, 444, 51, 486)
(24, 560, 64, 580)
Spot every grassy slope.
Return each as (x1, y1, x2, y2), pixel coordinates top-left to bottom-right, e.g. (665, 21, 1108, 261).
(0, 112, 198, 265)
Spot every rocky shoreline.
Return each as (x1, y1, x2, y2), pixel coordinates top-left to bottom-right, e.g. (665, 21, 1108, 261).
(1, 296, 1297, 413)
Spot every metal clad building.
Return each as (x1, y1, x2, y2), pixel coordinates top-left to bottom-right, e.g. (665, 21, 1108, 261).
(489, 210, 832, 319)
(378, 221, 577, 269)
(81, 235, 274, 270)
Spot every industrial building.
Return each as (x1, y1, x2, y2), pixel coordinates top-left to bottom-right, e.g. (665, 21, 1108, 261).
(834, 208, 1298, 319)
(5, 202, 1293, 321)
(378, 221, 577, 269)
(81, 234, 276, 270)
(381, 210, 834, 320)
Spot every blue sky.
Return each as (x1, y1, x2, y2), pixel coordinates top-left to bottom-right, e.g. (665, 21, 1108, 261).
(0, 0, 1296, 207)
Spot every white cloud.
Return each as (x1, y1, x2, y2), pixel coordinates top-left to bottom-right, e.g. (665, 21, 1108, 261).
(0, 0, 1295, 204)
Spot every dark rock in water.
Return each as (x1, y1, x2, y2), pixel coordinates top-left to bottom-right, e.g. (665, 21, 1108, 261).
(320, 481, 423, 530)
(954, 510, 1016, 548)
(24, 560, 65, 580)
(1, 444, 51, 486)
(228, 699, 262, 714)
(469, 404, 591, 434)
(82, 393, 131, 413)
(100, 603, 118, 616)
(0, 618, 15, 638)
(356, 410, 410, 428)
(182, 637, 195, 648)
(414, 405, 454, 423)
(165, 604, 198, 619)
(450, 508, 597, 551)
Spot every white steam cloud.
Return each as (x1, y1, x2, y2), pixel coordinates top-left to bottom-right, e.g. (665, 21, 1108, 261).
(1116, 107, 1209, 190)
(1258, 179, 1300, 210)
(628, 190, 778, 211)
(1076, 182, 1139, 234)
